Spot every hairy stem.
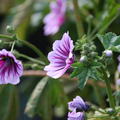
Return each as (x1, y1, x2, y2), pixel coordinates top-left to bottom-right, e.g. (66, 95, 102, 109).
(0, 34, 13, 40)
(0, 34, 48, 64)
(104, 73, 115, 109)
(17, 39, 48, 64)
(93, 81, 105, 107)
(14, 51, 45, 65)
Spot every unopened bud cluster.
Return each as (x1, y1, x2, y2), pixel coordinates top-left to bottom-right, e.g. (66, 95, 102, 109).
(80, 42, 97, 63)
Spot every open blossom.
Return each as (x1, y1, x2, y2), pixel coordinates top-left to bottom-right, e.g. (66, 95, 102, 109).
(44, 32, 74, 79)
(68, 96, 89, 111)
(68, 110, 85, 120)
(43, 0, 66, 35)
(0, 49, 23, 85)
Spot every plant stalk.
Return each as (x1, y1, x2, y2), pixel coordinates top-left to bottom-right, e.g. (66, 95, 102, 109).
(72, 0, 84, 38)
(0, 34, 48, 64)
(104, 73, 115, 109)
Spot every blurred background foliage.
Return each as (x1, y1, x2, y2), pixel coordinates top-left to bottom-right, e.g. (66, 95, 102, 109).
(0, 0, 120, 120)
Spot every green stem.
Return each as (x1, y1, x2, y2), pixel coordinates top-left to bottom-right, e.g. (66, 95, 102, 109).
(11, 41, 16, 52)
(17, 39, 48, 64)
(104, 73, 115, 109)
(14, 51, 45, 65)
(0, 34, 48, 64)
(0, 34, 13, 40)
(72, 0, 84, 38)
(93, 81, 105, 107)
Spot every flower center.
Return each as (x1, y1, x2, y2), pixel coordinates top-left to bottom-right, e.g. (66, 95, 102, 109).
(2, 57, 13, 66)
(66, 57, 73, 65)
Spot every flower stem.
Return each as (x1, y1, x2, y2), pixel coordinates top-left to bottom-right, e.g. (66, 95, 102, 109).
(0, 34, 13, 40)
(104, 73, 115, 109)
(93, 81, 105, 107)
(14, 51, 45, 65)
(17, 39, 48, 64)
(0, 34, 48, 64)
(72, 0, 84, 38)
(11, 41, 16, 52)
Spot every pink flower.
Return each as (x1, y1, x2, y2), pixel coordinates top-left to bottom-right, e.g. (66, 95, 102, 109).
(44, 32, 74, 79)
(116, 79, 120, 86)
(0, 49, 23, 85)
(43, 0, 66, 35)
(68, 110, 85, 120)
(68, 96, 89, 111)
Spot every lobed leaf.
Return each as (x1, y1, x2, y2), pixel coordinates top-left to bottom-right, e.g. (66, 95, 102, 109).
(97, 32, 120, 52)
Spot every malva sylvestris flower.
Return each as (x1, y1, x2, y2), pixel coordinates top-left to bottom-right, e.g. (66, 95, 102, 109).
(0, 49, 23, 85)
(68, 96, 89, 111)
(44, 32, 74, 79)
(68, 110, 85, 120)
(43, 0, 66, 35)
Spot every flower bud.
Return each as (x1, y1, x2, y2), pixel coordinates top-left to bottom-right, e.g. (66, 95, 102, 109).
(80, 56, 87, 62)
(90, 52, 97, 57)
(116, 79, 120, 86)
(117, 55, 120, 62)
(68, 111, 85, 120)
(68, 96, 89, 111)
(6, 25, 15, 34)
(104, 50, 112, 57)
(117, 63, 120, 72)
(106, 108, 115, 115)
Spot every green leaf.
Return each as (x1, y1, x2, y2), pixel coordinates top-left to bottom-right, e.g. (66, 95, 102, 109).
(71, 62, 84, 78)
(0, 85, 19, 120)
(25, 77, 49, 118)
(98, 4, 120, 34)
(71, 61, 103, 89)
(25, 77, 67, 119)
(89, 67, 103, 81)
(97, 32, 120, 52)
(37, 79, 67, 120)
(78, 68, 90, 89)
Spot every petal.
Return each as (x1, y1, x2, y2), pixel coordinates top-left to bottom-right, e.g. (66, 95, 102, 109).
(0, 49, 23, 85)
(46, 67, 67, 79)
(48, 51, 66, 64)
(70, 96, 89, 111)
(53, 40, 69, 56)
(61, 33, 74, 52)
(44, 23, 59, 36)
(68, 111, 85, 120)
(44, 63, 65, 71)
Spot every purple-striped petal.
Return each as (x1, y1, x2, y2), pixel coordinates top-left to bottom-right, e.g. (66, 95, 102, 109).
(44, 33, 74, 79)
(0, 49, 23, 85)
(68, 110, 85, 120)
(68, 96, 89, 111)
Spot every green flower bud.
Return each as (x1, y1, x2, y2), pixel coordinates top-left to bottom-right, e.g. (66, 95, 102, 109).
(106, 108, 116, 115)
(90, 52, 98, 57)
(104, 50, 113, 57)
(6, 25, 15, 34)
(80, 56, 87, 62)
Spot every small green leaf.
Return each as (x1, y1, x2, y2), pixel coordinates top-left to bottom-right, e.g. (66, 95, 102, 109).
(71, 63, 84, 78)
(71, 62, 83, 68)
(97, 32, 120, 52)
(78, 68, 90, 89)
(71, 61, 104, 89)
